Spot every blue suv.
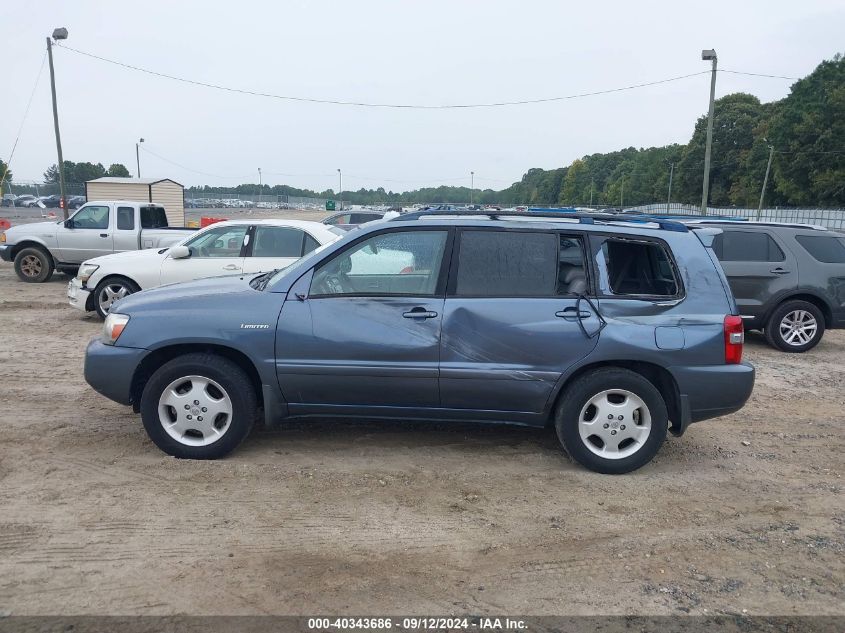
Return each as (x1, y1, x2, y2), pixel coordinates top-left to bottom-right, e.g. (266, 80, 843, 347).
(84, 211, 755, 473)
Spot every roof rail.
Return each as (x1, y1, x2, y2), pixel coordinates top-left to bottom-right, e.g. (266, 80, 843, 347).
(679, 219, 828, 231)
(392, 208, 689, 232)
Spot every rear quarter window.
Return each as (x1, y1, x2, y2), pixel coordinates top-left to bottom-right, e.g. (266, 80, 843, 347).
(795, 235, 845, 263)
(712, 230, 784, 262)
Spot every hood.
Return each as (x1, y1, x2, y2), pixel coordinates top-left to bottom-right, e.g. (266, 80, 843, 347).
(6, 221, 60, 238)
(84, 247, 169, 267)
(113, 273, 260, 314)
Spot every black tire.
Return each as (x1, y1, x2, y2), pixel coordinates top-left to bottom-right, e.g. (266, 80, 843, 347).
(764, 300, 825, 353)
(140, 353, 257, 459)
(93, 276, 141, 319)
(13, 246, 54, 283)
(554, 368, 668, 474)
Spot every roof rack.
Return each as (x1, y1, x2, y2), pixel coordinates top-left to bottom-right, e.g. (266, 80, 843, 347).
(679, 219, 828, 231)
(392, 209, 688, 232)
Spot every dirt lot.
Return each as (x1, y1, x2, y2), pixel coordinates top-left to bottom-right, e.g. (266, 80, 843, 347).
(0, 260, 843, 616)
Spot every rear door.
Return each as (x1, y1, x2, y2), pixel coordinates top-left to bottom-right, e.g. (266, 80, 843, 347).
(241, 225, 314, 275)
(159, 224, 247, 285)
(439, 228, 600, 414)
(712, 229, 798, 320)
(113, 205, 139, 253)
(56, 204, 114, 262)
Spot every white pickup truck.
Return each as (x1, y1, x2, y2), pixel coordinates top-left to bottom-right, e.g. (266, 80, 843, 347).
(0, 200, 195, 282)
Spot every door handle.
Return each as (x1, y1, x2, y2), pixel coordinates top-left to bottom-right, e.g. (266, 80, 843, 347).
(403, 307, 438, 319)
(99, 233, 109, 238)
(769, 268, 790, 275)
(556, 307, 592, 320)
(222, 264, 240, 271)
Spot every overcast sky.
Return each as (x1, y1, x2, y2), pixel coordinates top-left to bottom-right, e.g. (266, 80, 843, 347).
(1, 0, 842, 192)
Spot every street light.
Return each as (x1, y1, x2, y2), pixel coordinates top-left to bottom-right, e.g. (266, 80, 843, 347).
(470, 171, 474, 205)
(700, 48, 718, 215)
(136, 138, 144, 178)
(47, 27, 69, 218)
(337, 168, 342, 210)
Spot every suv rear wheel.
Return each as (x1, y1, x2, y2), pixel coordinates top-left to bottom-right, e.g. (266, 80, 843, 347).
(764, 300, 824, 353)
(555, 368, 668, 474)
(140, 353, 257, 459)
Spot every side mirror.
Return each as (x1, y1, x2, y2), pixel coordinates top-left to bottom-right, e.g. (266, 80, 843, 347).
(64, 219, 74, 228)
(170, 245, 191, 259)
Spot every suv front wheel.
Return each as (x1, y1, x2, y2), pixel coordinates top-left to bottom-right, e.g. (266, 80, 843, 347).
(140, 353, 257, 459)
(764, 300, 825, 353)
(555, 368, 668, 474)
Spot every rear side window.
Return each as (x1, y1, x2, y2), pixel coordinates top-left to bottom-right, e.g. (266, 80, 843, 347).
(303, 233, 320, 255)
(599, 239, 680, 297)
(116, 207, 134, 230)
(252, 226, 305, 258)
(712, 230, 784, 262)
(140, 206, 168, 229)
(795, 235, 845, 263)
(455, 230, 578, 297)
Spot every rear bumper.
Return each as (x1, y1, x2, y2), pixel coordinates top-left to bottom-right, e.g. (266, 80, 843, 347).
(84, 338, 150, 406)
(0, 244, 12, 262)
(670, 362, 755, 433)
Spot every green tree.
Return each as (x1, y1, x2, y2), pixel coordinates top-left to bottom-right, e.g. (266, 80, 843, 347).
(106, 163, 131, 177)
(0, 159, 11, 194)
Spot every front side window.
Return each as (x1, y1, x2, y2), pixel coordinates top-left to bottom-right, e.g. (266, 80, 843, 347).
(455, 230, 575, 297)
(795, 235, 845, 263)
(311, 230, 448, 296)
(251, 226, 305, 258)
(712, 230, 785, 262)
(184, 225, 248, 258)
(70, 205, 109, 230)
(598, 239, 680, 297)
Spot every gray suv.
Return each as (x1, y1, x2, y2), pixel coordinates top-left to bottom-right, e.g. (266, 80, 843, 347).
(84, 211, 755, 474)
(690, 221, 845, 352)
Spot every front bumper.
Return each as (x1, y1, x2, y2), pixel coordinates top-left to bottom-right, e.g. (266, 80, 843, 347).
(84, 338, 150, 406)
(67, 277, 93, 312)
(671, 362, 756, 431)
(0, 244, 12, 262)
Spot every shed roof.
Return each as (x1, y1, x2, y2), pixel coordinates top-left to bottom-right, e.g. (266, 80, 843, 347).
(87, 177, 184, 187)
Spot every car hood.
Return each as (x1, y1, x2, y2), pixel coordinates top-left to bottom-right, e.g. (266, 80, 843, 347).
(84, 247, 170, 267)
(5, 221, 60, 239)
(113, 273, 261, 313)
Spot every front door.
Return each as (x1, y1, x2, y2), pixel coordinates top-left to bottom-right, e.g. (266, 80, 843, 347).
(712, 229, 798, 320)
(159, 224, 247, 285)
(56, 204, 114, 262)
(439, 229, 600, 414)
(275, 228, 451, 411)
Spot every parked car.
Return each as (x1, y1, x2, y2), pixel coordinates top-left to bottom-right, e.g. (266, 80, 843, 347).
(684, 221, 845, 352)
(69, 219, 343, 318)
(0, 200, 195, 282)
(322, 210, 389, 230)
(1, 194, 18, 207)
(14, 195, 39, 207)
(83, 210, 754, 473)
(67, 195, 86, 210)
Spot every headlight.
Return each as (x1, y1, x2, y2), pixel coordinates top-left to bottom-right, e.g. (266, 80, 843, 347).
(78, 263, 100, 284)
(102, 313, 130, 345)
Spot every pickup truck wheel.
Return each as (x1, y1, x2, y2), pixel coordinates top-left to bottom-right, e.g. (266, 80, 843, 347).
(140, 354, 257, 459)
(93, 277, 140, 319)
(555, 368, 668, 474)
(14, 247, 54, 283)
(764, 300, 825, 353)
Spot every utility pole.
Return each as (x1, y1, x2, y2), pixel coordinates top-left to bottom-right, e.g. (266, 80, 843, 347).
(257, 167, 262, 207)
(136, 138, 144, 177)
(590, 178, 594, 206)
(620, 179, 624, 208)
(666, 162, 675, 212)
(337, 169, 342, 210)
(47, 28, 69, 219)
(757, 145, 775, 219)
(700, 49, 718, 215)
(470, 171, 474, 205)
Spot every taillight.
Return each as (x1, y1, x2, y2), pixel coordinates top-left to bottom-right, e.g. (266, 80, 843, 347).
(724, 315, 744, 364)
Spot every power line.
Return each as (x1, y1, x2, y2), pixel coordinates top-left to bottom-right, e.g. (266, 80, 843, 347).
(57, 43, 718, 109)
(720, 69, 799, 80)
(2, 51, 48, 188)
(139, 145, 249, 179)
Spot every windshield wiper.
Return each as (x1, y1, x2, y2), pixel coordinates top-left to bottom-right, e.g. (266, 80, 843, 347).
(253, 269, 280, 291)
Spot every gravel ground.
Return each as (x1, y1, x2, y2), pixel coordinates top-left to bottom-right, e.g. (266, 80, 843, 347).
(0, 252, 843, 616)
